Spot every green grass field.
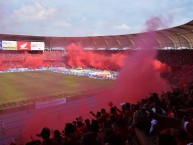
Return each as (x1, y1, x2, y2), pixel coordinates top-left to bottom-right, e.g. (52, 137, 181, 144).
(0, 71, 113, 105)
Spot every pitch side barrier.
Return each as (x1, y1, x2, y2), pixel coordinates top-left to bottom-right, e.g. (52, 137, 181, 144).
(0, 67, 48, 73)
(50, 68, 118, 80)
(0, 67, 118, 80)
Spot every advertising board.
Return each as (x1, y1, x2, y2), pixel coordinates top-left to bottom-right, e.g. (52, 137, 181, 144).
(2, 41, 17, 50)
(17, 41, 31, 50)
(31, 42, 45, 50)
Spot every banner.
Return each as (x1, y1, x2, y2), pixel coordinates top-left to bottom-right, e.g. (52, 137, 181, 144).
(17, 41, 31, 50)
(2, 41, 17, 50)
(0, 40, 2, 50)
(35, 98, 66, 109)
(31, 42, 45, 50)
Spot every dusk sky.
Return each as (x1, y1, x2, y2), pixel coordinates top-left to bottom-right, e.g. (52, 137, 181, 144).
(0, 0, 192, 36)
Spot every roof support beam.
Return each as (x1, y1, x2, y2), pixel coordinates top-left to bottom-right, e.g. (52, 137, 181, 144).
(90, 37, 97, 49)
(111, 36, 122, 48)
(167, 30, 192, 49)
(122, 35, 135, 49)
(157, 31, 176, 49)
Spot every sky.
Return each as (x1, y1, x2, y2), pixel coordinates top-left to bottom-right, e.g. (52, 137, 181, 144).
(0, 0, 192, 36)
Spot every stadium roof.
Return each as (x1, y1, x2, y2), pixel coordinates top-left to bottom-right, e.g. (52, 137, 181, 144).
(0, 20, 193, 50)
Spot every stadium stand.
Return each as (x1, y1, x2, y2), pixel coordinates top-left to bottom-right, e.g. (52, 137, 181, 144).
(19, 84, 193, 145)
(0, 51, 66, 70)
(0, 21, 193, 145)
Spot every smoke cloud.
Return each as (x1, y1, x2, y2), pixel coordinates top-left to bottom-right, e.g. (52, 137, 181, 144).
(23, 52, 43, 69)
(109, 16, 171, 104)
(66, 43, 127, 70)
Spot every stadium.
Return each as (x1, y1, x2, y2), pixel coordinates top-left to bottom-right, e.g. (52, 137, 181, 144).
(0, 6, 193, 145)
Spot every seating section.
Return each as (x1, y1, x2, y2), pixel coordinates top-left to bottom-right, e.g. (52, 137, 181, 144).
(0, 51, 67, 70)
(24, 84, 193, 145)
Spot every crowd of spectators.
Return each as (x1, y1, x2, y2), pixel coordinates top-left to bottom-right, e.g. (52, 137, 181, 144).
(22, 81, 193, 145)
(0, 51, 66, 70)
(156, 50, 193, 86)
(157, 50, 193, 66)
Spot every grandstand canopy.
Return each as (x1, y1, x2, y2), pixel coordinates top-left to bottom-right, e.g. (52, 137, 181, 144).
(0, 20, 193, 50)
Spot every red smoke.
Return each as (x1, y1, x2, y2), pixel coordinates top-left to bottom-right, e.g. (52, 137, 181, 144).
(110, 49, 171, 104)
(0, 58, 6, 71)
(66, 43, 127, 70)
(153, 60, 171, 73)
(66, 43, 170, 73)
(109, 16, 171, 104)
(23, 52, 43, 69)
(0, 58, 2, 66)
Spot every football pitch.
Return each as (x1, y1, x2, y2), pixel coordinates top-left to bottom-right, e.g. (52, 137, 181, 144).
(0, 71, 113, 105)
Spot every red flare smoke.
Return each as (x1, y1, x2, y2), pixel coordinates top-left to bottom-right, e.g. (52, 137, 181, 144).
(66, 43, 127, 70)
(23, 53, 43, 69)
(110, 16, 171, 104)
(153, 60, 171, 73)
